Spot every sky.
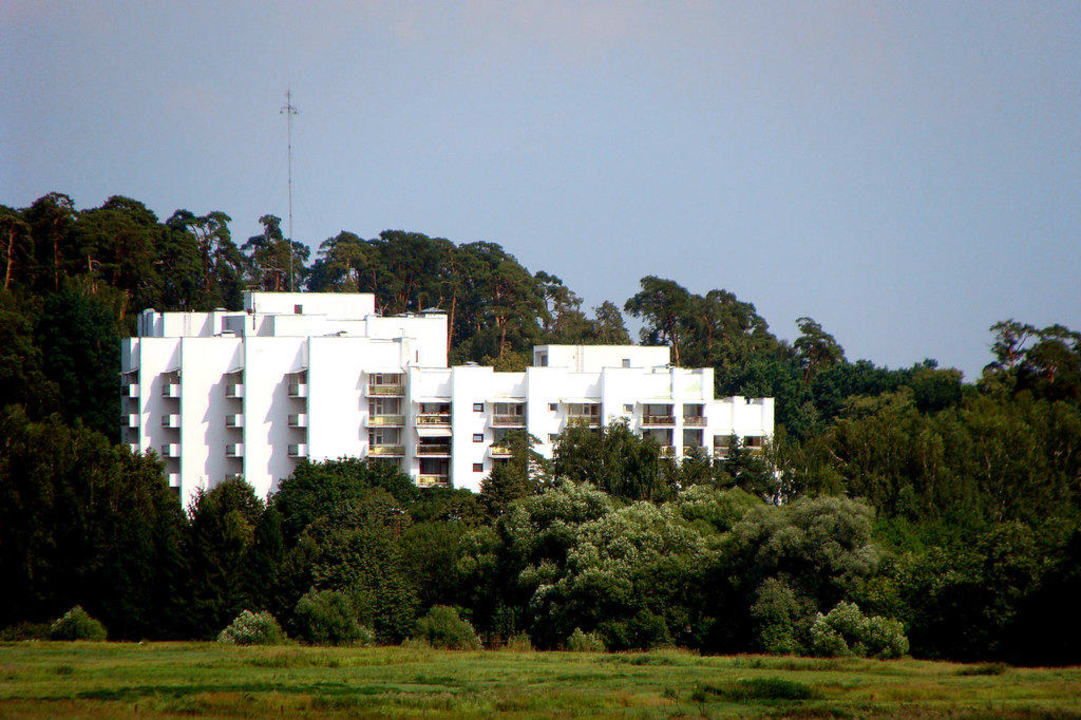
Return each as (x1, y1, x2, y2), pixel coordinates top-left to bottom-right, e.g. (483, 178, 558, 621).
(3, 1, 1079, 380)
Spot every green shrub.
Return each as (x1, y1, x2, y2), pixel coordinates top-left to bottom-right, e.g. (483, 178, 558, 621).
(957, 662, 1009, 676)
(411, 606, 480, 650)
(809, 601, 908, 659)
(696, 677, 821, 702)
(293, 590, 373, 646)
(0, 622, 51, 641)
(566, 627, 606, 652)
(48, 606, 107, 641)
(505, 632, 534, 651)
(216, 610, 285, 646)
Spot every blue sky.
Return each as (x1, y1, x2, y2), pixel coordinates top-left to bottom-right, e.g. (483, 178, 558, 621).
(3, 1, 1079, 379)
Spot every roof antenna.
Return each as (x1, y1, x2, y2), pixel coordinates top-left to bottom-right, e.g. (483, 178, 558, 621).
(280, 89, 299, 292)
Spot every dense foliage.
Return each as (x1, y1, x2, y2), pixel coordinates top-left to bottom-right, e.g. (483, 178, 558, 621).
(1, 192, 1079, 664)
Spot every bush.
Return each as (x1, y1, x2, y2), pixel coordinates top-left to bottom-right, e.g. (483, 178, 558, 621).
(566, 627, 605, 652)
(48, 606, 107, 641)
(0, 622, 51, 641)
(293, 590, 373, 646)
(217, 610, 285, 646)
(809, 602, 908, 659)
(505, 632, 534, 651)
(411, 606, 480, 650)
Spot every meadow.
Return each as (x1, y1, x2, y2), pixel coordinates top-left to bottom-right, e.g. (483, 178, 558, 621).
(1, 642, 1079, 719)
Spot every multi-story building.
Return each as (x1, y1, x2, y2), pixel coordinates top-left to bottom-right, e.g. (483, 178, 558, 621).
(121, 292, 774, 506)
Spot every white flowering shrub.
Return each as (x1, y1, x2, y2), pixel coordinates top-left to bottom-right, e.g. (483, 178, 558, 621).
(216, 610, 285, 646)
(809, 601, 908, 659)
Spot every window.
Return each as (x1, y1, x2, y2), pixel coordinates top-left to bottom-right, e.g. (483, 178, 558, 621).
(744, 435, 764, 448)
(473, 402, 484, 412)
(294, 304, 303, 314)
(622, 358, 631, 368)
(548, 433, 559, 443)
(473, 433, 484, 442)
(549, 402, 558, 412)
(623, 403, 634, 413)
(536, 352, 548, 367)
(473, 462, 484, 472)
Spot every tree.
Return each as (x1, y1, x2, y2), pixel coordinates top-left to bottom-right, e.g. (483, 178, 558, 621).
(624, 276, 691, 365)
(242, 214, 308, 291)
(0, 206, 31, 291)
(794, 316, 845, 382)
(552, 421, 672, 501)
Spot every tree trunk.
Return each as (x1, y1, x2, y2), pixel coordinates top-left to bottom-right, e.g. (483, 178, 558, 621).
(4, 226, 14, 290)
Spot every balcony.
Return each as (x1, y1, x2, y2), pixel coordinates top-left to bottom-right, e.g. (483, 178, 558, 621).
(366, 384, 404, 397)
(226, 383, 244, 399)
(491, 415, 526, 427)
(367, 414, 404, 427)
(683, 416, 707, 427)
(489, 444, 513, 458)
(127, 442, 140, 454)
(288, 413, 308, 429)
(416, 444, 452, 457)
(161, 414, 180, 429)
(416, 413, 451, 427)
(288, 383, 308, 399)
(567, 415, 601, 427)
(161, 443, 180, 458)
(162, 383, 180, 398)
(659, 445, 676, 457)
(225, 414, 244, 428)
(417, 474, 450, 488)
(642, 415, 676, 426)
(288, 443, 308, 458)
(168, 473, 180, 488)
(224, 473, 244, 482)
(683, 445, 706, 457)
(123, 383, 139, 398)
(122, 414, 138, 429)
(225, 443, 244, 458)
(368, 445, 405, 457)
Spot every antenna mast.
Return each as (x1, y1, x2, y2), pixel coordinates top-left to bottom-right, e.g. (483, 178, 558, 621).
(280, 89, 299, 291)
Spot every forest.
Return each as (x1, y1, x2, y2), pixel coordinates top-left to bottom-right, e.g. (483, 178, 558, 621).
(1, 193, 1080, 664)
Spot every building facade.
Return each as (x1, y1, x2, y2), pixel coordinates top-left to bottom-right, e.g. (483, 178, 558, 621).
(121, 292, 774, 506)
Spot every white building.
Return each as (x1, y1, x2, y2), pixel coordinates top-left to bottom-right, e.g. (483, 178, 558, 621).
(121, 292, 774, 506)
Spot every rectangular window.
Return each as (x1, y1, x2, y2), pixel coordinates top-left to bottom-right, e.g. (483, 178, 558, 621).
(549, 402, 558, 412)
(622, 358, 631, 368)
(548, 433, 559, 443)
(473, 462, 484, 472)
(473, 433, 484, 442)
(537, 352, 548, 367)
(294, 304, 303, 314)
(473, 402, 484, 412)
(623, 403, 633, 413)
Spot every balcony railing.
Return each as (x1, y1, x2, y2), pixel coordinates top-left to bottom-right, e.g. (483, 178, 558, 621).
(288, 443, 308, 458)
(682, 416, 707, 427)
(683, 445, 706, 456)
(642, 415, 675, 426)
(162, 383, 180, 398)
(123, 383, 139, 398)
(417, 474, 450, 488)
(567, 415, 601, 427)
(367, 414, 405, 427)
(417, 414, 451, 426)
(122, 414, 138, 429)
(225, 414, 244, 428)
(416, 445, 452, 456)
(127, 442, 140, 454)
(161, 414, 180, 429)
(168, 473, 181, 488)
(288, 413, 308, 429)
(491, 415, 525, 427)
(369, 445, 405, 457)
(226, 383, 244, 399)
(225, 443, 243, 458)
(489, 445, 513, 458)
(659, 445, 675, 457)
(288, 383, 308, 399)
(161, 443, 180, 458)
(367, 384, 404, 396)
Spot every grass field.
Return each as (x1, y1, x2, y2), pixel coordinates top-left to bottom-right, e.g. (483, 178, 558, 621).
(1, 642, 1079, 719)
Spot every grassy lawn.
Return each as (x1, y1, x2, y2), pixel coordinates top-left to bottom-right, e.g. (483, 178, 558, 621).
(0, 642, 1079, 719)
